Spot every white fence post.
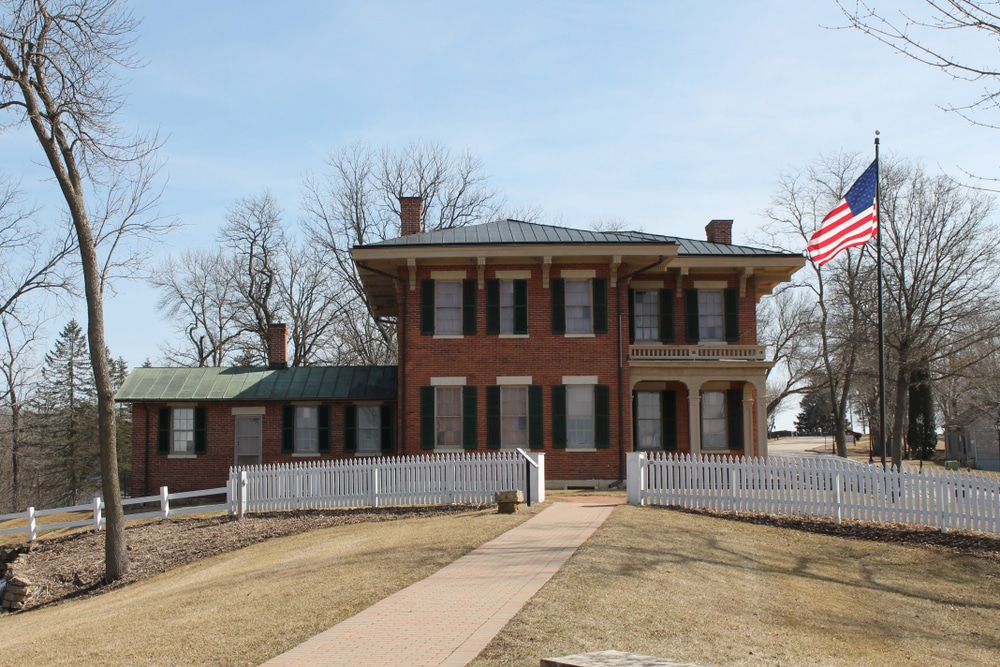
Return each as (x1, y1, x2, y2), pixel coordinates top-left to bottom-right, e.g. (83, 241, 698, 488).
(626, 452, 646, 505)
(93, 496, 103, 533)
(160, 486, 170, 520)
(239, 470, 248, 518)
(834, 472, 842, 525)
(27, 506, 36, 542)
(530, 453, 545, 503)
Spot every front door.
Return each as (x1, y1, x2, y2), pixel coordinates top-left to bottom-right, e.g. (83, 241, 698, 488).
(235, 415, 262, 467)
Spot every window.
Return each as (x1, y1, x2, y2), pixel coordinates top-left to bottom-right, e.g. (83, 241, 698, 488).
(295, 407, 319, 453)
(281, 406, 329, 454)
(157, 407, 207, 456)
(435, 387, 463, 447)
(172, 408, 195, 454)
(501, 387, 528, 447)
(635, 392, 662, 450)
(567, 385, 594, 448)
(565, 280, 592, 333)
(436, 282, 462, 335)
(701, 391, 728, 450)
(356, 406, 381, 453)
(633, 291, 659, 341)
(500, 281, 517, 334)
(487, 279, 528, 335)
(698, 291, 724, 341)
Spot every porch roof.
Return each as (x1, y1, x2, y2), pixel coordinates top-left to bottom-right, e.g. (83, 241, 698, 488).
(114, 366, 397, 403)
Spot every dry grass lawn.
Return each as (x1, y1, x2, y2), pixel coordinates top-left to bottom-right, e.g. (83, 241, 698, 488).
(469, 505, 1000, 667)
(0, 506, 541, 667)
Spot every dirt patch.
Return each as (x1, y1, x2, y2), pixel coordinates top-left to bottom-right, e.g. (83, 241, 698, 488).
(1, 504, 488, 613)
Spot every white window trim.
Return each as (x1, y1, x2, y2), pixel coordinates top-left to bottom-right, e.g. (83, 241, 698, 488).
(431, 376, 467, 386)
(433, 334, 465, 340)
(565, 333, 595, 338)
(561, 269, 596, 279)
(495, 270, 531, 279)
(563, 375, 599, 385)
(499, 333, 530, 339)
(693, 280, 729, 289)
(231, 406, 266, 415)
(431, 270, 468, 280)
(631, 280, 664, 289)
(167, 454, 197, 460)
(497, 376, 532, 385)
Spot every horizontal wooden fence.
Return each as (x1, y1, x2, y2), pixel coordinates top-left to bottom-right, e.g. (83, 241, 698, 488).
(232, 452, 541, 515)
(0, 486, 229, 543)
(627, 452, 1000, 534)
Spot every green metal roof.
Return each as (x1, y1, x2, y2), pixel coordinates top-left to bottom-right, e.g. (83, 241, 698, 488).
(115, 366, 397, 403)
(360, 219, 798, 258)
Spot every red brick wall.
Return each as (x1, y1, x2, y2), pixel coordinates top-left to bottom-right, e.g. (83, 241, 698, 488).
(398, 262, 631, 481)
(129, 400, 396, 496)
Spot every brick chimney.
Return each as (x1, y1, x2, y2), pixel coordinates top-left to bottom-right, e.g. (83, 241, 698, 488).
(705, 219, 733, 245)
(268, 323, 288, 370)
(399, 197, 423, 236)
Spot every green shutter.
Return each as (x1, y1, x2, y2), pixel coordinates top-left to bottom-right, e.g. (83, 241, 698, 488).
(380, 405, 393, 452)
(663, 391, 678, 451)
(593, 278, 608, 334)
(685, 289, 700, 342)
(420, 279, 435, 335)
(420, 387, 435, 450)
(486, 386, 501, 449)
(318, 406, 330, 452)
(727, 389, 744, 451)
(157, 407, 170, 455)
(551, 278, 565, 334)
(513, 279, 528, 334)
(462, 279, 477, 335)
(282, 406, 295, 453)
(724, 288, 740, 342)
(486, 279, 501, 334)
(552, 385, 567, 448)
(528, 386, 543, 449)
(594, 385, 610, 448)
(462, 386, 477, 450)
(660, 289, 674, 343)
(194, 407, 207, 455)
(627, 289, 635, 343)
(343, 405, 356, 453)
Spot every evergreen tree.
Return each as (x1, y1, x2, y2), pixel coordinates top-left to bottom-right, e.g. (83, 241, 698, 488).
(36, 320, 100, 505)
(907, 368, 937, 460)
(795, 387, 836, 435)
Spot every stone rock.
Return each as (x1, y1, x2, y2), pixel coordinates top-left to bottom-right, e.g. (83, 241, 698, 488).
(495, 490, 524, 503)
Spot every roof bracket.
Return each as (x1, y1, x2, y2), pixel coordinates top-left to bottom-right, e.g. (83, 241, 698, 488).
(542, 257, 552, 289)
(740, 267, 754, 298)
(477, 257, 487, 289)
(609, 256, 622, 287)
(407, 259, 417, 291)
(674, 267, 688, 298)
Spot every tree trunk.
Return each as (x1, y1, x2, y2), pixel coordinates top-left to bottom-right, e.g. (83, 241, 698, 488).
(890, 363, 909, 469)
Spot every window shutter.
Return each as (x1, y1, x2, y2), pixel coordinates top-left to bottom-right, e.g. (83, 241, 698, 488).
(486, 385, 501, 449)
(380, 405, 393, 452)
(513, 279, 528, 334)
(282, 406, 295, 453)
(551, 278, 565, 334)
(660, 289, 674, 343)
(194, 407, 207, 455)
(663, 391, 678, 451)
(318, 406, 330, 452)
(724, 288, 740, 342)
(528, 386, 543, 449)
(420, 387, 435, 450)
(594, 385, 610, 448)
(627, 289, 635, 344)
(462, 386, 477, 449)
(593, 278, 608, 334)
(420, 279, 435, 335)
(685, 289, 700, 342)
(727, 389, 744, 451)
(462, 279, 477, 335)
(486, 279, 501, 334)
(551, 385, 567, 448)
(343, 405, 356, 453)
(157, 407, 170, 455)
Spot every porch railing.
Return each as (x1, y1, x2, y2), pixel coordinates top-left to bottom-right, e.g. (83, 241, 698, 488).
(628, 344, 766, 362)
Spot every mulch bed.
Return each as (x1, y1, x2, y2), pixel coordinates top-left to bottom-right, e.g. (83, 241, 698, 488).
(0, 504, 488, 613)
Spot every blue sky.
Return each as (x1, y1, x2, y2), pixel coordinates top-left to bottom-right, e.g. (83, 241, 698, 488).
(3, 1, 996, 425)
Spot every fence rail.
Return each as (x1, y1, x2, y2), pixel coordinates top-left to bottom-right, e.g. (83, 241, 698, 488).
(0, 487, 228, 542)
(232, 452, 541, 515)
(627, 453, 1000, 534)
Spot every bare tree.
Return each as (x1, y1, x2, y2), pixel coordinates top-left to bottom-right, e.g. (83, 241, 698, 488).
(277, 249, 345, 367)
(0, 313, 44, 512)
(754, 152, 873, 457)
(1, 0, 168, 581)
(302, 141, 509, 363)
(757, 287, 821, 421)
(150, 250, 243, 367)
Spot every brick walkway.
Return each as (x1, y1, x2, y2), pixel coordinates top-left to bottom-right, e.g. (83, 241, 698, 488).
(260, 501, 617, 667)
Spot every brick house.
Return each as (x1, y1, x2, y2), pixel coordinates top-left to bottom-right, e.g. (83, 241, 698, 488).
(117, 197, 804, 494)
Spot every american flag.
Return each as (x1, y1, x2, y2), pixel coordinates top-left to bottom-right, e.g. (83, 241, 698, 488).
(807, 160, 878, 266)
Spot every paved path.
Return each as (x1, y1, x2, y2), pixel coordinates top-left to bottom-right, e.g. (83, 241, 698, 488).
(261, 501, 618, 667)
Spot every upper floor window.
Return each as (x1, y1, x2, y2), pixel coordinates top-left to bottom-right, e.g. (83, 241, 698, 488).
(487, 279, 528, 335)
(552, 278, 607, 335)
(685, 288, 739, 343)
(436, 282, 462, 334)
(698, 291, 724, 341)
(421, 279, 476, 336)
(633, 291, 659, 341)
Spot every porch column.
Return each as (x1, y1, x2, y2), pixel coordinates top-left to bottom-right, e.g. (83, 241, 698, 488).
(688, 392, 701, 456)
(742, 388, 755, 457)
(756, 388, 768, 458)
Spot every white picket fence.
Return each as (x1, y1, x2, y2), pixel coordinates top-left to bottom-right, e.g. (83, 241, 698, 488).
(231, 451, 544, 515)
(627, 452, 1000, 534)
(0, 486, 229, 543)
